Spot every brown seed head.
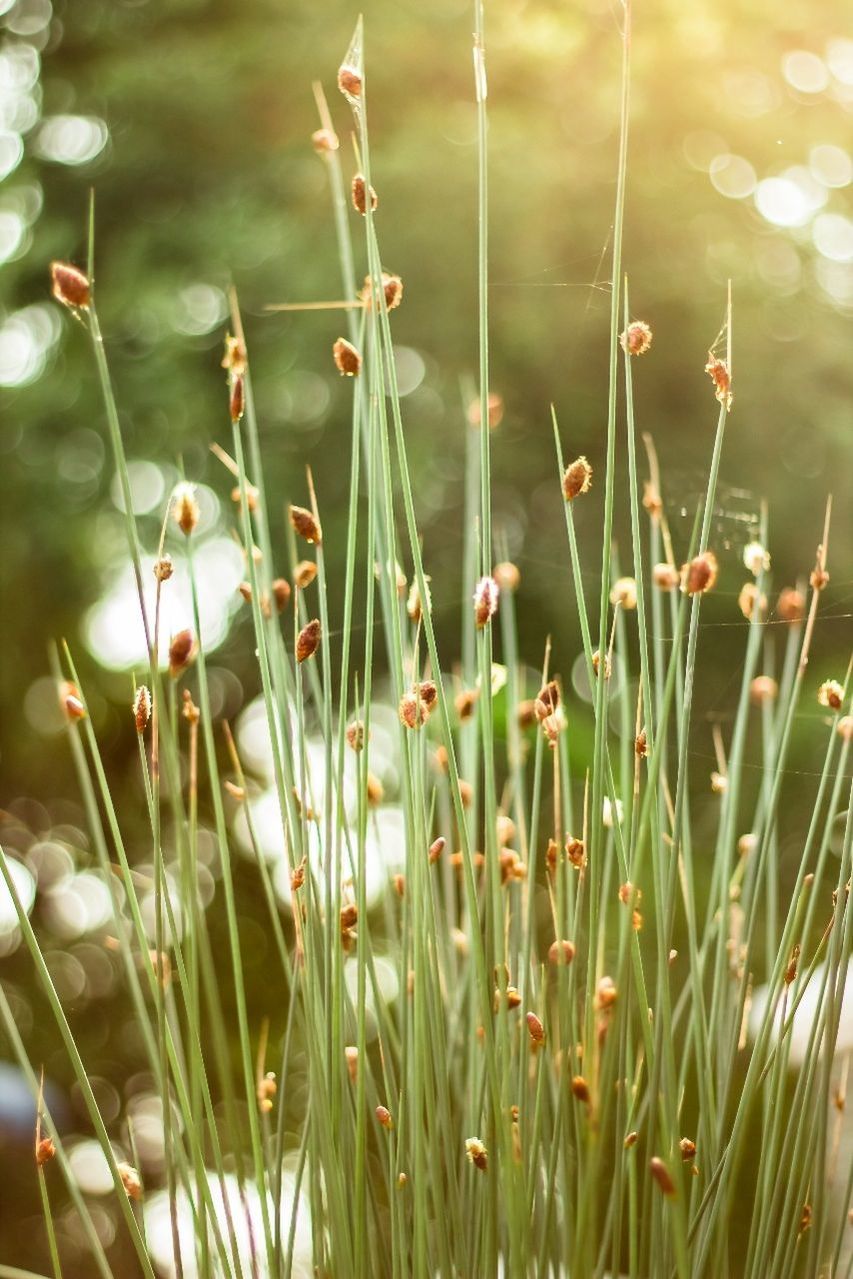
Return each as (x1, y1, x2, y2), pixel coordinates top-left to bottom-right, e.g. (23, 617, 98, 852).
(333, 336, 362, 376)
(818, 680, 844, 711)
(682, 551, 718, 595)
(296, 619, 321, 663)
(455, 688, 479, 721)
(473, 575, 499, 628)
(492, 560, 520, 592)
(346, 720, 366, 751)
(635, 730, 648, 757)
(133, 686, 151, 733)
(499, 849, 527, 884)
(375, 1105, 393, 1130)
(173, 482, 200, 536)
(289, 504, 322, 545)
(535, 680, 560, 719)
(168, 629, 196, 678)
(738, 582, 766, 621)
(153, 555, 174, 583)
(517, 699, 537, 729)
(458, 779, 474, 808)
(238, 581, 253, 605)
(293, 561, 317, 590)
(338, 64, 362, 97)
(351, 174, 378, 215)
(811, 563, 830, 592)
(526, 1011, 545, 1045)
(428, 836, 445, 864)
(50, 261, 90, 309)
(652, 562, 680, 592)
(596, 976, 618, 1010)
(229, 373, 245, 423)
(592, 650, 611, 680)
(750, 676, 778, 706)
(784, 943, 800, 985)
(548, 938, 576, 966)
(565, 836, 585, 869)
(679, 1138, 696, 1161)
(312, 126, 339, 154)
(620, 320, 653, 356)
(117, 1162, 142, 1201)
(705, 353, 732, 409)
(562, 456, 593, 501)
(465, 1137, 488, 1171)
(571, 1076, 591, 1105)
(290, 857, 306, 892)
(36, 1135, 56, 1166)
(624, 1131, 639, 1149)
(231, 482, 259, 513)
(393, 873, 405, 898)
(649, 1156, 676, 1197)
(221, 334, 247, 377)
(777, 587, 806, 622)
(496, 815, 516, 846)
(360, 272, 403, 312)
(272, 578, 292, 612)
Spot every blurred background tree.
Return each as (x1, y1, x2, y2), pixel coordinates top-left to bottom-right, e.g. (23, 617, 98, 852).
(0, 0, 850, 1269)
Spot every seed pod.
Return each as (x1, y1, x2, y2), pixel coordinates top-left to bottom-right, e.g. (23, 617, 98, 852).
(565, 837, 585, 868)
(652, 562, 680, 591)
(173, 482, 200, 536)
(60, 681, 86, 721)
(496, 815, 516, 846)
(296, 619, 321, 663)
(117, 1162, 142, 1201)
(681, 551, 718, 595)
(290, 858, 306, 892)
(548, 939, 576, 966)
(620, 320, 653, 355)
(810, 564, 830, 591)
(312, 127, 339, 153)
(428, 836, 445, 864)
(784, 944, 800, 985)
(457, 779, 473, 808)
(351, 174, 377, 215)
(705, 353, 732, 409)
(492, 560, 520, 592)
(455, 687, 478, 721)
(571, 1076, 590, 1105)
(346, 720, 366, 751)
(375, 1105, 393, 1130)
(596, 976, 617, 1010)
(517, 699, 537, 729)
(338, 63, 362, 98)
(333, 337, 362, 376)
(679, 1138, 696, 1161)
(289, 504, 322, 545)
(738, 582, 766, 620)
(465, 1137, 488, 1171)
(221, 333, 247, 376)
(777, 587, 806, 622)
(610, 577, 637, 610)
(272, 578, 292, 612)
(624, 1131, 638, 1149)
(50, 261, 90, 309)
(526, 1011, 545, 1045)
(750, 676, 777, 705)
(229, 373, 245, 423)
(499, 850, 527, 883)
(562, 456, 593, 501)
(473, 575, 499, 628)
(133, 686, 151, 733)
(592, 650, 611, 680)
(649, 1156, 676, 1197)
(359, 272, 403, 312)
(293, 561, 317, 589)
(535, 681, 560, 720)
(168, 629, 196, 677)
(818, 680, 843, 711)
(635, 730, 648, 757)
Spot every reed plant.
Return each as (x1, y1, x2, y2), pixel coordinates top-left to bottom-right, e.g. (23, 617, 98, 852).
(1, 4, 851, 1277)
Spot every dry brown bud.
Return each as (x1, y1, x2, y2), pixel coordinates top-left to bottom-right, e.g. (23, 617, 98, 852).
(50, 261, 90, 309)
(221, 333, 247, 376)
(340, 903, 358, 932)
(534, 681, 560, 719)
(455, 688, 479, 721)
(333, 336, 362, 376)
(60, 680, 86, 721)
(458, 779, 474, 808)
(366, 772, 384, 806)
(799, 1204, 812, 1235)
(492, 560, 520, 592)
(705, 353, 732, 409)
(153, 555, 174, 582)
(652, 562, 680, 591)
(312, 127, 339, 154)
(117, 1162, 142, 1201)
(290, 858, 306, 892)
(565, 837, 585, 869)
(818, 680, 844, 711)
(611, 577, 637, 610)
(229, 373, 245, 423)
(649, 1156, 675, 1197)
(238, 581, 253, 605)
(293, 561, 317, 590)
(624, 1131, 639, 1149)
(360, 272, 403, 312)
(375, 1105, 393, 1130)
(173, 482, 200, 536)
(428, 836, 445, 864)
(571, 1076, 591, 1105)
(351, 174, 377, 215)
(465, 1137, 488, 1171)
(562, 456, 593, 501)
(496, 815, 516, 846)
(549, 939, 576, 966)
(473, 575, 499, 628)
(777, 587, 806, 623)
(621, 320, 653, 356)
(499, 849, 527, 884)
(810, 565, 830, 592)
(272, 578, 291, 612)
(289, 504, 322, 545)
(784, 944, 800, 985)
(36, 1136, 56, 1166)
(738, 582, 766, 621)
(168, 629, 196, 678)
(133, 686, 151, 733)
(635, 730, 648, 757)
(393, 873, 405, 898)
(517, 699, 537, 729)
(596, 976, 618, 1010)
(346, 720, 366, 751)
(679, 1138, 696, 1161)
(526, 1011, 545, 1045)
(296, 619, 321, 663)
(338, 64, 362, 97)
(682, 551, 718, 596)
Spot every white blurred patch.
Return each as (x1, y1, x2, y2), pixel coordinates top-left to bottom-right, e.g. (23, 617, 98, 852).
(749, 959, 853, 1066)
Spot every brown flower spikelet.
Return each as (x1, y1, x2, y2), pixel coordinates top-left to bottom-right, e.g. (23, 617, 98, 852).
(492, 560, 520, 592)
(333, 337, 362, 376)
(168, 629, 196, 677)
(296, 619, 321, 663)
(682, 551, 718, 595)
(272, 578, 292, 612)
(473, 575, 499, 628)
(359, 272, 403, 312)
(777, 587, 806, 623)
(289, 504, 322, 544)
(562, 456, 593, 501)
(50, 261, 90, 309)
(338, 64, 362, 97)
(650, 1157, 676, 1196)
(620, 320, 652, 355)
(134, 686, 151, 733)
(351, 174, 377, 215)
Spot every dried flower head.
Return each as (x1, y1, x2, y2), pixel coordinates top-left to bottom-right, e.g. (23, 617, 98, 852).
(293, 561, 317, 589)
(571, 1076, 591, 1105)
(133, 686, 151, 733)
(312, 127, 339, 154)
(366, 772, 384, 806)
(526, 1011, 545, 1046)
(466, 392, 504, 430)
(738, 582, 766, 621)
(565, 836, 585, 869)
(492, 560, 520, 592)
(750, 676, 778, 706)
(406, 576, 431, 623)
(289, 504, 322, 545)
(428, 836, 445, 864)
(168, 629, 196, 678)
(534, 680, 560, 721)
(592, 650, 611, 680)
(153, 555, 174, 582)
(172, 482, 200, 536)
(290, 857, 307, 893)
(681, 550, 718, 595)
(296, 619, 321, 663)
(596, 976, 618, 1010)
(457, 779, 474, 808)
(375, 1105, 393, 1130)
(784, 943, 800, 986)
(60, 681, 86, 721)
(635, 730, 648, 758)
(705, 353, 732, 409)
(351, 174, 377, 215)
(221, 333, 247, 377)
(346, 720, 366, 752)
(333, 336, 362, 376)
(50, 261, 90, 310)
(36, 1136, 56, 1166)
(811, 563, 830, 592)
(473, 575, 499, 628)
(624, 1131, 639, 1149)
(181, 689, 200, 724)
(743, 540, 770, 576)
(272, 578, 292, 612)
(455, 688, 479, 721)
(499, 849, 527, 883)
(649, 1156, 675, 1197)
(818, 680, 844, 711)
(229, 373, 245, 423)
(611, 576, 638, 610)
(620, 320, 653, 356)
(652, 562, 680, 591)
(117, 1162, 142, 1201)
(777, 587, 806, 623)
(548, 938, 576, 965)
(338, 64, 362, 98)
(562, 456, 593, 501)
(465, 1137, 488, 1171)
(360, 272, 403, 312)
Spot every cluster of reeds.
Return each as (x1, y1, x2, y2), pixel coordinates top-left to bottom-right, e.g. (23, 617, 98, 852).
(1, 5, 851, 1278)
